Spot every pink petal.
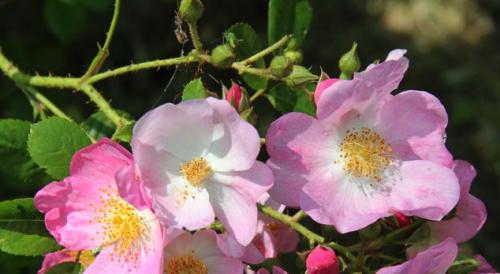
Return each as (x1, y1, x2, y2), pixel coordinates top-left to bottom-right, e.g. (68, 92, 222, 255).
(203, 256, 245, 274)
(473, 255, 497, 274)
(216, 232, 246, 259)
(376, 238, 457, 274)
(207, 181, 258, 245)
(266, 112, 333, 207)
(242, 243, 266, 264)
(354, 49, 409, 95)
(38, 250, 74, 274)
(115, 164, 151, 210)
(69, 138, 132, 184)
(84, 209, 164, 274)
(314, 78, 339, 105)
(389, 160, 460, 221)
(380, 90, 452, 167)
(306, 246, 339, 274)
(301, 171, 390, 233)
(453, 160, 476, 196)
(132, 99, 214, 161)
(205, 97, 260, 172)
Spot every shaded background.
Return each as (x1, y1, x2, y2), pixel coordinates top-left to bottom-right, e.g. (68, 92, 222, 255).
(1, 0, 499, 271)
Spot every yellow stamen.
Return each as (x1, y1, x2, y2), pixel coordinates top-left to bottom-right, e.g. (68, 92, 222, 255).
(91, 186, 145, 263)
(65, 250, 96, 269)
(336, 127, 393, 182)
(164, 255, 208, 274)
(179, 157, 212, 187)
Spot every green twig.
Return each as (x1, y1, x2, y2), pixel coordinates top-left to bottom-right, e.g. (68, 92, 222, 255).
(188, 22, 203, 51)
(237, 34, 291, 66)
(291, 210, 307, 222)
(81, 0, 121, 80)
(250, 89, 266, 102)
(232, 63, 278, 80)
(327, 242, 357, 263)
(79, 84, 129, 128)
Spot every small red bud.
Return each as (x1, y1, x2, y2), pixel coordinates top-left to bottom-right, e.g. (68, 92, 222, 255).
(394, 212, 411, 228)
(306, 245, 339, 274)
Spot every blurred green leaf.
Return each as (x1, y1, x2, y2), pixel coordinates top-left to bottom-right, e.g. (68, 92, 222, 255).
(44, 0, 85, 43)
(447, 257, 480, 274)
(0, 251, 42, 273)
(112, 121, 135, 144)
(182, 78, 208, 101)
(28, 117, 92, 180)
(81, 112, 115, 140)
(225, 23, 268, 90)
(0, 120, 46, 185)
(266, 83, 315, 115)
(0, 198, 61, 256)
(268, 0, 294, 46)
(293, 0, 313, 46)
(268, 0, 312, 47)
(77, 0, 112, 12)
(46, 262, 82, 274)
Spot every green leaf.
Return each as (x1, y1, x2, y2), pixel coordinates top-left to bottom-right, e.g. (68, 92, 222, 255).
(0, 251, 42, 273)
(182, 78, 208, 101)
(225, 23, 268, 90)
(77, 0, 112, 12)
(112, 121, 135, 144)
(0, 198, 61, 256)
(81, 112, 116, 140)
(0, 119, 46, 185)
(268, 0, 295, 46)
(46, 262, 82, 274)
(448, 257, 480, 274)
(28, 117, 92, 180)
(268, 0, 313, 47)
(266, 83, 315, 115)
(44, 0, 85, 43)
(293, 0, 313, 47)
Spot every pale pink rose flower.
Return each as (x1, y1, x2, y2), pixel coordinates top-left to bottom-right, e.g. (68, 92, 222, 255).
(266, 49, 459, 233)
(34, 139, 163, 274)
(163, 230, 244, 274)
(377, 238, 458, 274)
(429, 160, 487, 243)
(132, 98, 273, 245)
(306, 245, 339, 274)
(314, 78, 339, 105)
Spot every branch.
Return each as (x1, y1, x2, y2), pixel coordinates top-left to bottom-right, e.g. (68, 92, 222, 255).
(237, 34, 291, 66)
(188, 22, 203, 51)
(81, 0, 121, 80)
(79, 84, 129, 128)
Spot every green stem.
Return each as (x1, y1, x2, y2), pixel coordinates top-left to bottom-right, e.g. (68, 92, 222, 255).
(87, 55, 197, 84)
(79, 84, 129, 127)
(250, 89, 266, 102)
(237, 34, 291, 66)
(327, 242, 357, 263)
(81, 0, 121, 80)
(24, 86, 71, 120)
(258, 205, 324, 244)
(291, 210, 307, 222)
(188, 22, 203, 51)
(232, 63, 278, 80)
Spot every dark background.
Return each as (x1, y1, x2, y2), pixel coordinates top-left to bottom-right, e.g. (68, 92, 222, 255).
(1, 0, 499, 271)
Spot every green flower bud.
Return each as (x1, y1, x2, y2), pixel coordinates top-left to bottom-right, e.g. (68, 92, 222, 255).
(270, 56, 293, 78)
(285, 65, 318, 86)
(286, 37, 300, 50)
(211, 44, 235, 68)
(179, 0, 204, 24)
(284, 50, 303, 64)
(338, 42, 361, 79)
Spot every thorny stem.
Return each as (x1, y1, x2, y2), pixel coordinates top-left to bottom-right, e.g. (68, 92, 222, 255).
(81, 0, 121, 81)
(237, 34, 291, 66)
(188, 22, 203, 51)
(79, 84, 127, 128)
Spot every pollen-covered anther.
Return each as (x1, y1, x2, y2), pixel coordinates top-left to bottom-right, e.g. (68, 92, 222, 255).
(93, 187, 145, 263)
(179, 157, 212, 187)
(164, 255, 208, 274)
(337, 127, 393, 181)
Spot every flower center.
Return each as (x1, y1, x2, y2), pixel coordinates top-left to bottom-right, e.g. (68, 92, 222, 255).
(92, 186, 145, 262)
(65, 250, 96, 268)
(337, 127, 393, 182)
(164, 255, 208, 274)
(179, 157, 212, 187)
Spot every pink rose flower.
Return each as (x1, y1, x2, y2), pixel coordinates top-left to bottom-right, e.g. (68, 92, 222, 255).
(34, 139, 163, 273)
(306, 245, 339, 274)
(429, 160, 487, 243)
(377, 238, 458, 274)
(249, 266, 288, 274)
(132, 98, 273, 245)
(314, 78, 339, 105)
(473, 255, 498, 274)
(163, 229, 244, 274)
(266, 49, 459, 233)
(242, 194, 299, 264)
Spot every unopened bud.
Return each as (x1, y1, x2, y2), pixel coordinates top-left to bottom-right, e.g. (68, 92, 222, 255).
(270, 56, 293, 78)
(223, 82, 249, 112)
(394, 212, 411, 228)
(284, 50, 303, 64)
(306, 246, 339, 274)
(338, 42, 360, 79)
(179, 0, 204, 24)
(211, 44, 236, 69)
(285, 65, 318, 86)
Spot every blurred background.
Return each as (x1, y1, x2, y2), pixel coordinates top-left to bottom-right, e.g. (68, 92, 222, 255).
(1, 0, 499, 271)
